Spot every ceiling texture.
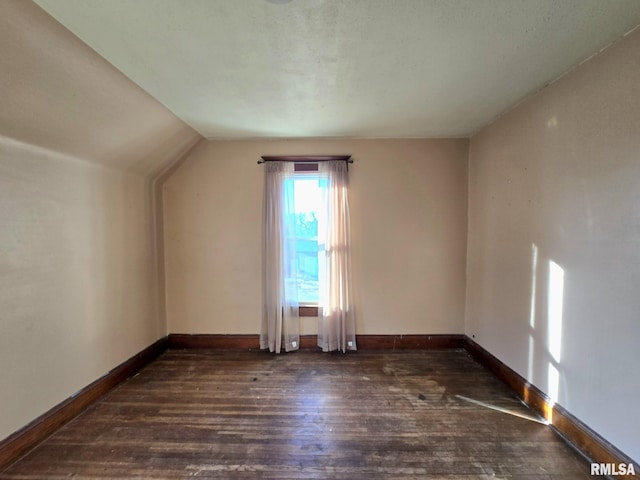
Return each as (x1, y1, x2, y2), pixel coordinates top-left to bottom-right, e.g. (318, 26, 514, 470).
(34, 0, 640, 139)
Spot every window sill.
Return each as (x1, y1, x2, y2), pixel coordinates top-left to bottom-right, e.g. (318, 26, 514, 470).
(299, 306, 319, 317)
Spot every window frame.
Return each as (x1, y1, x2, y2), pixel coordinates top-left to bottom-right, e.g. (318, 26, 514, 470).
(292, 163, 321, 317)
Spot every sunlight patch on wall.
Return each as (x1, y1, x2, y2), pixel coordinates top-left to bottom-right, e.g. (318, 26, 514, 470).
(529, 244, 539, 329)
(547, 259, 565, 404)
(547, 260, 564, 364)
(527, 243, 539, 381)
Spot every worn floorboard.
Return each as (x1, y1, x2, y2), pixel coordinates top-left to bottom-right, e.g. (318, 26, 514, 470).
(0, 349, 592, 479)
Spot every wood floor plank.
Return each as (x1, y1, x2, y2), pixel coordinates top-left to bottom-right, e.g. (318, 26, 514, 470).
(0, 350, 593, 479)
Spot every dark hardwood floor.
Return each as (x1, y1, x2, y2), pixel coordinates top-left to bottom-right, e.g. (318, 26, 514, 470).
(1, 349, 592, 479)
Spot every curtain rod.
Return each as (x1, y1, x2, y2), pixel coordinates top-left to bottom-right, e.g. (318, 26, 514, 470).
(257, 155, 353, 164)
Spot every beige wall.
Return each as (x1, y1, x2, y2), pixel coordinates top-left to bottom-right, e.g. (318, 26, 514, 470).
(163, 139, 468, 335)
(467, 28, 640, 462)
(0, 136, 158, 439)
(0, 1, 201, 443)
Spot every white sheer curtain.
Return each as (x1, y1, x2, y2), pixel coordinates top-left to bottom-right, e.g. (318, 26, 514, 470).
(317, 160, 357, 352)
(260, 161, 300, 353)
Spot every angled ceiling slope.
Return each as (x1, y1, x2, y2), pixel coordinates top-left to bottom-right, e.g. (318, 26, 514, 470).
(0, 0, 200, 174)
(33, 0, 640, 139)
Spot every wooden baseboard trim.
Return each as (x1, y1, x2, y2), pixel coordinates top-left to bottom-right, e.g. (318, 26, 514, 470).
(168, 333, 466, 351)
(0, 337, 168, 472)
(357, 334, 465, 350)
(463, 337, 638, 475)
(299, 335, 319, 349)
(168, 334, 261, 349)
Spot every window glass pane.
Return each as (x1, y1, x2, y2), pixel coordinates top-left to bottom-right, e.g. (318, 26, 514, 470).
(285, 175, 325, 304)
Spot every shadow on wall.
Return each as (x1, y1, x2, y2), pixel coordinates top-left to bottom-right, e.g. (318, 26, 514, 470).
(527, 243, 565, 423)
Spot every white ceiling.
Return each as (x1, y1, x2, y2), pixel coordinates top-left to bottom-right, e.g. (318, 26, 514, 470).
(34, 0, 640, 139)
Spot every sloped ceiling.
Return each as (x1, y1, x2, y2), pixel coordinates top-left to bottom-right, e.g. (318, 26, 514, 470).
(32, 0, 640, 139)
(0, 0, 201, 175)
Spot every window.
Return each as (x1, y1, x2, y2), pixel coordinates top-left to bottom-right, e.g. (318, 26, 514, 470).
(261, 157, 356, 353)
(284, 171, 327, 309)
